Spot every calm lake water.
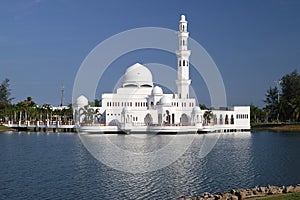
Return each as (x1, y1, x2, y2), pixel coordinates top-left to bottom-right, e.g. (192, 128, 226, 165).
(1, 131, 300, 200)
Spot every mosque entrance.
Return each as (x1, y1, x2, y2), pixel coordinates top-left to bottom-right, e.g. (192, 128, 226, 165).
(180, 113, 189, 125)
(144, 113, 153, 125)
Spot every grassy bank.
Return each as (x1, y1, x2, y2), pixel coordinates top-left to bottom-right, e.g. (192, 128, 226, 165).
(257, 191, 300, 200)
(0, 125, 14, 132)
(251, 123, 300, 132)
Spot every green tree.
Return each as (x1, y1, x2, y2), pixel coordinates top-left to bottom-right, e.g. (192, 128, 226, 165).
(203, 110, 213, 125)
(280, 70, 300, 122)
(264, 86, 279, 122)
(79, 105, 97, 123)
(250, 104, 266, 123)
(199, 104, 208, 110)
(16, 97, 38, 121)
(264, 70, 300, 122)
(0, 78, 14, 104)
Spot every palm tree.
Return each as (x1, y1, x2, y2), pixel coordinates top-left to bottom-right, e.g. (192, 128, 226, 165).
(42, 104, 52, 122)
(203, 110, 213, 125)
(79, 105, 97, 124)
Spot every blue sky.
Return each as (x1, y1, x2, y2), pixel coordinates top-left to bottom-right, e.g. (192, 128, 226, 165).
(0, 0, 299, 107)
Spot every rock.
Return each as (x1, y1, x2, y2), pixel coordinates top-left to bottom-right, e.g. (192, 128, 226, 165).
(246, 189, 255, 196)
(266, 186, 280, 194)
(252, 188, 262, 195)
(183, 184, 300, 200)
(221, 193, 232, 200)
(236, 190, 246, 200)
(230, 195, 238, 200)
(213, 194, 222, 200)
(230, 190, 236, 195)
(283, 185, 294, 193)
(294, 185, 300, 192)
(259, 187, 266, 193)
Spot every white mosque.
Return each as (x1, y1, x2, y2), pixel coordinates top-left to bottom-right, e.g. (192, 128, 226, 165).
(74, 15, 250, 133)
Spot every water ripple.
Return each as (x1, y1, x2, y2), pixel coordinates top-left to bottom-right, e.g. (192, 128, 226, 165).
(1, 131, 300, 199)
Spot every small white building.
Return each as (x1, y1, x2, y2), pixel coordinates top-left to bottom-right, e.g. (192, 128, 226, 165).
(74, 15, 250, 133)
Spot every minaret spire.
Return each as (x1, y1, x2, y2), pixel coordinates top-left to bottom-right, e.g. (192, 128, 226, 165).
(176, 15, 191, 99)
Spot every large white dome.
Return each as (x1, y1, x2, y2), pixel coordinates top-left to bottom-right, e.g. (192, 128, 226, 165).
(122, 63, 153, 88)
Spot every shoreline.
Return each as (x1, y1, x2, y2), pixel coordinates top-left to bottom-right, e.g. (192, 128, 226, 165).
(180, 184, 300, 200)
(251, 123, 300, 132)
(0, 125, 14, 132)
(2, 124, 300, 133)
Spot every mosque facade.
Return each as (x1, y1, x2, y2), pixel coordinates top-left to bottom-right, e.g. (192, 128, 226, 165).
(74, 15, 250, 133)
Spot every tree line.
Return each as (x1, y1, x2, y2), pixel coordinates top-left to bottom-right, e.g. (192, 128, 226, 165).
(251, 70, 300, 123)
(1, 70, 299, 124)
(0, 79, 73, 123)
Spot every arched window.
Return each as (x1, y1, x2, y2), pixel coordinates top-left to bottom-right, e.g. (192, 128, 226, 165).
(230, 114, 234, 124)
(180, 113, 189, 125)
(225, 114, 229, 124)
(214, 114, 218, 124)
(144, 114, 153, 125)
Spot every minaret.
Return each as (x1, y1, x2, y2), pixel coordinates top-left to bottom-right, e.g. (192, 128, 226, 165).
(176, 15, 191, 99)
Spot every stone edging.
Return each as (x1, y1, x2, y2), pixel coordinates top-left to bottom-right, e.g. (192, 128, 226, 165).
(179, 184, 300, 200)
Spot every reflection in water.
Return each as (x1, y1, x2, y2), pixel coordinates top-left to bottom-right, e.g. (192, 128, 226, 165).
(79, 133, 198, 173)
(1, 131, 300, 200)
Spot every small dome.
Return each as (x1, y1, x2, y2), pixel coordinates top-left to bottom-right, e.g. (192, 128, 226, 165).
(122, 63, 153, 88)
(159, 96, 172, 106)
(151, 86, 163, 96)
(193, 106, 201, 113)
(76, 95, 88, 107)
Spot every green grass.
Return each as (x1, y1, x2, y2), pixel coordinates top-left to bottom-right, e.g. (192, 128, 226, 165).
(252, 123, 300, 132)
(258, 192, 300, 200)
(0, 125, 13, 132)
